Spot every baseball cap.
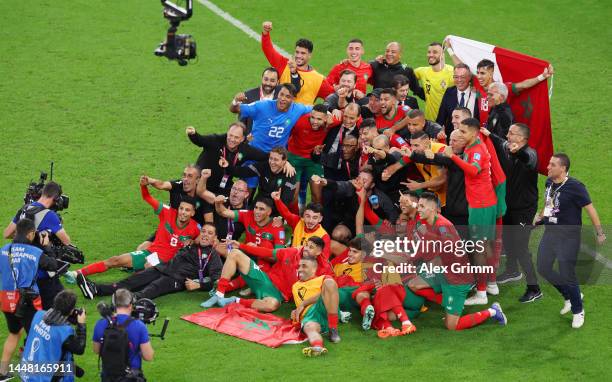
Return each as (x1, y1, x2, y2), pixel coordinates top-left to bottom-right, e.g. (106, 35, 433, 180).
(366, 88, 383, 99)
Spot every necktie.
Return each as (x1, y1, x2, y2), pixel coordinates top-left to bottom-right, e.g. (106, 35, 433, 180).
(459, 92, 465, 107)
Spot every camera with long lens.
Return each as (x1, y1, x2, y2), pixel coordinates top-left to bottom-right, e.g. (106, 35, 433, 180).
(154, 0, 197, 66)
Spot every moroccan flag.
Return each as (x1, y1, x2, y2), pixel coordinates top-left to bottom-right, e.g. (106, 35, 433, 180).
(446, 35, 554, 174)
(182, 304, 307, 348)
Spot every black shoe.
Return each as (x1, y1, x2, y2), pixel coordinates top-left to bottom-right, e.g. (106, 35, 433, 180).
(329, 328, 341, 343)
(0, 372, 14, 382)
(497, 271, 523, 285)
(519, 289, 543, 303)
(76, 273, 97, 300)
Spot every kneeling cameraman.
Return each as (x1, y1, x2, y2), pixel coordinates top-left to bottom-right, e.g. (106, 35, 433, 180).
(0, 218, 59, 380)
(93, 289, 153, 382)
(19, 290, 87, 382)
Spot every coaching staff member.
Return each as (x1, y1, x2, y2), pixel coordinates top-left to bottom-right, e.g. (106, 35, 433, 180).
(534, 153, 605, 329)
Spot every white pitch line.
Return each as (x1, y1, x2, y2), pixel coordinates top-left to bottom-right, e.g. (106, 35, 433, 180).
(197, 0, 291, 57)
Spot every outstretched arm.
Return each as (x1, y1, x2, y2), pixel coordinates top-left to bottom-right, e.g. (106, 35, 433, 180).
(214, 195, 235, 219)
(513, 65, 554, 92)
(140, 176, 161, 211)
(271, 191, 300, 228)
(261, 21, 288, 74)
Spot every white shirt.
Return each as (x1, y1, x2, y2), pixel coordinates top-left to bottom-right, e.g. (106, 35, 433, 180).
(456, 86, 477, 116)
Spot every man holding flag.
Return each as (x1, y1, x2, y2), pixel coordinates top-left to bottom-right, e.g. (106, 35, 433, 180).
(444, 35, 554, 174)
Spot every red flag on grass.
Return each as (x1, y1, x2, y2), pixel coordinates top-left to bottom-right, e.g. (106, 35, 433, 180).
(182, 304, 307, 348)
(446, 35, 554, 174)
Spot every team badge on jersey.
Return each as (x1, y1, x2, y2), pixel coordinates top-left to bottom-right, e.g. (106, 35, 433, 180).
(440, 80, 447, 89)
(474, 153, 481, 161)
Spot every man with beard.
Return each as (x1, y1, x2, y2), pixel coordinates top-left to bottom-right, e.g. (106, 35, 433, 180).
(240, 67, 303, 133)
(186, 123, 267, 197)
(404, 131, 448, 207)
(369, 42, 424, 100)
(324, 70, 362, 112)
(365, 134, 406, 203)
(326, 39, 372, 95)
(437, 64, 479, 137)
(375, 88, 410, 138)
(293, 256, 342, 356)
(287, 104, 333, 205)
(414, 42, 455, 121)
(260, 21, 333, 105)
(405, 109, 445, 141)
(76, 224, 223, 300)
(72, 177, 200, 299)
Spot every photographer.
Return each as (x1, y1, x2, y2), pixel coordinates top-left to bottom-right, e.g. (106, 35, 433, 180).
(0, 218, 59, 380)
(93, 289, 153, 382)
(19, 290, 87, 382)
(3, 181, 73, 309)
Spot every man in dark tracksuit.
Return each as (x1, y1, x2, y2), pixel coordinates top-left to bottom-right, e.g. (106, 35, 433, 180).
(485, 123, 541, 303)
(82, 224, 223, 300)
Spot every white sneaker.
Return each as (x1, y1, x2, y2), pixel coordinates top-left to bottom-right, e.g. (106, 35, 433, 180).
(339, 310, 352, 323)
(572, 310, 585, 329)
(464, 292, 488, 306)
(486, 282, 499, 296)
(560, 293, 584, 315)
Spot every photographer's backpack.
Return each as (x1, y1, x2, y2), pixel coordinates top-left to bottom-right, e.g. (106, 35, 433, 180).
(99, 317, 133, 380)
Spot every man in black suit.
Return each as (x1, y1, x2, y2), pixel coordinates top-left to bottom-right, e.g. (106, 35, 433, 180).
(239, 67, 302, 132)
(436, 63, 480, 140)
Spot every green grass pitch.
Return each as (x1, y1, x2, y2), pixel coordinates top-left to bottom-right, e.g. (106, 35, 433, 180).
(1, 1, 610, 380)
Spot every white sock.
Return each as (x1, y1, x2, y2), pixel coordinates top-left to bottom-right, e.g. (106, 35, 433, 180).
(488, 308, 496, 316)
(401, 320, 411, 326)
(476, 291, 487, 298)
(235, 297, 241, 303)
(215, 291, 224, 298)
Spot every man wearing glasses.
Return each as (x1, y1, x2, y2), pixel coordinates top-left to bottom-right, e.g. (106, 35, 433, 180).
(436, 63, 479, 140)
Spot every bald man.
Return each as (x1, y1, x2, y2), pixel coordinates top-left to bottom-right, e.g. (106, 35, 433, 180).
(369, 42, 424, 100)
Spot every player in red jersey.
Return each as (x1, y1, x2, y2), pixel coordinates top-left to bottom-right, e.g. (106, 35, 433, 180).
(407, 192, 507, 330)
(203, 236, 329, 313)
(69, 176, 199, 284)
(443, 118, 498, 305)
(214, 196, 284, 251)
(326, 39, 372, 95)
(375, 88, 410, 135)
(287, 104, 337, 204)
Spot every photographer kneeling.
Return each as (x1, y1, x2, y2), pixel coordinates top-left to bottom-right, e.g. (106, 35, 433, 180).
(19, 290, 86, 382)
(93, 289, 153, 382)
(0, 218, 60, 380)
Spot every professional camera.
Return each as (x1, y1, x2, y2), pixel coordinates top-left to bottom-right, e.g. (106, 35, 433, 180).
(98, 298, 169, 339)
(23, 162, 70, 212)
(154, 0, 197, 66)
(68, 307, 84, 325)
(44, 239, 85, 264)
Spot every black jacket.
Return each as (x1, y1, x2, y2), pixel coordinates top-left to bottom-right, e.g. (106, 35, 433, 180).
(436, 86, 480, 140)
(489, 134, 538, 212)
(156, 245, 223, 291)
(229, 161, 297, 207)
(370, 60, 425, 100)
(410, 152, 468, 218)
(189, 133, 268, 195)
(486, 103, 513, 139)
(312, 125, 360, 180)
